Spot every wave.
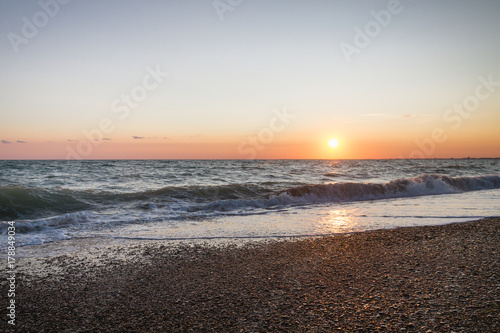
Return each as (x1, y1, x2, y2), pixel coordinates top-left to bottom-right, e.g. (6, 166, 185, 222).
(0, 186, 93, 220)
(281, 174, 500, 203)
(177, 174, 500, 214)
(0, 183, 274, 220)
(0, 211, 96, 234)
(1, 175, 499, 221)
(323, 172, 341, 178)
(443, 164, 484, 170)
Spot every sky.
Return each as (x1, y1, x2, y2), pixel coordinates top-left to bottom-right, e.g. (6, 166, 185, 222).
(0, 0, 499, 159)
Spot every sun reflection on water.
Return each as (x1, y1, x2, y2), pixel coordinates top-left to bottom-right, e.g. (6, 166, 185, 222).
(316, 208, 356, 234)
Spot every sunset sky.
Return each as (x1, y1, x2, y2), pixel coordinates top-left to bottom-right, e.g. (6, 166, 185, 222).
(1, 0, 499, 159)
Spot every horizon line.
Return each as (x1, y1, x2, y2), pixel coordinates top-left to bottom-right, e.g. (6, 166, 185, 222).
(1, 157, 499, 161)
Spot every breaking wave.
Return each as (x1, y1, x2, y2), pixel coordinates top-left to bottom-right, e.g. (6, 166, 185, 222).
(1, 174, 499, 222)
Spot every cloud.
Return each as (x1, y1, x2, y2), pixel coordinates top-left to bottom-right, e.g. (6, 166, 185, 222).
(132, 136, 145, 139)
(1, 140, 11, 144)
(403, 114, 417, 118)
(67, 139, 76, 142)
(102, 138, 111, 141)
(16, 140, 26, 143)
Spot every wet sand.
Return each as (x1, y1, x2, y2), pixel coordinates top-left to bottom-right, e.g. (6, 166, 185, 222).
(2, 218, 499, 332)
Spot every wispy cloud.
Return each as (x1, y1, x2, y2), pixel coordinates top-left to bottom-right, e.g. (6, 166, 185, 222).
(1, 140, 12, 144)
(132, 136, 145, 139)
(16, 140, 26, 143)
(102, 138, 111, 141)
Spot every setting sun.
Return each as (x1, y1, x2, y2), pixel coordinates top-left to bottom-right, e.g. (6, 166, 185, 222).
(328, 138, 339, 148)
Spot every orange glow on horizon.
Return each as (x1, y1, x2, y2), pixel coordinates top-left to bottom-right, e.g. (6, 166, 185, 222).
(0, 131, 499, 160)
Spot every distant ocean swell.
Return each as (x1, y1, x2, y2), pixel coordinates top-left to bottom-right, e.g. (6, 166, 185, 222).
(1, 175, 499, 225)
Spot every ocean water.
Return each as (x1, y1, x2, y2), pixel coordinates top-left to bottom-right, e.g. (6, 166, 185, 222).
(1, 159, 499, 253)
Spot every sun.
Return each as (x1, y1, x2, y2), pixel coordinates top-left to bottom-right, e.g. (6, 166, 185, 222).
(328, 138, 339, 148)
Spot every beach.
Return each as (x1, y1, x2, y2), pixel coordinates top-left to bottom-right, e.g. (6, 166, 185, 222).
(2, 0, 500, 331)
(2, 217, 499, 332)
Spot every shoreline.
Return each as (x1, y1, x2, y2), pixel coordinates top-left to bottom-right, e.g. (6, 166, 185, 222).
(2, 218, 499, 332)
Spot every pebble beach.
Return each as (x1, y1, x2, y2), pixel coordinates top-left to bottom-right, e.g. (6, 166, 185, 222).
(2, 217, 499, 332)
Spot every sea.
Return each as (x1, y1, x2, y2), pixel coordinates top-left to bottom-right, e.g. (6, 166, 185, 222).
(1, 159, 499, 256)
